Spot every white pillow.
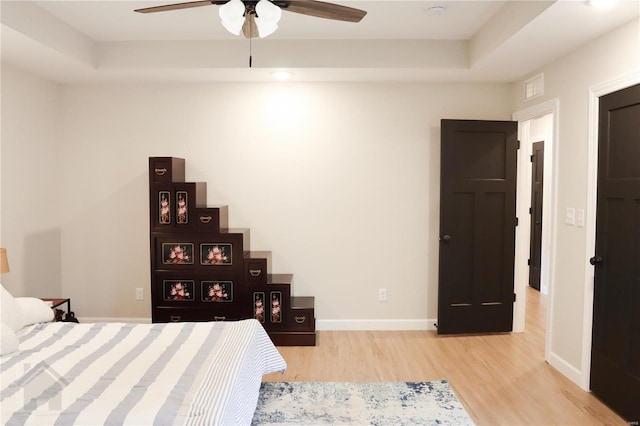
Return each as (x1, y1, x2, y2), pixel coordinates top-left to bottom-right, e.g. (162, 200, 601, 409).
(16, 297, 54, 327)
(1, 284, 23, 332)
(1, 322, 19, 355)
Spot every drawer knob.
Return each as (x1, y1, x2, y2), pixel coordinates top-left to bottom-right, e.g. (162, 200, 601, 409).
(199, 215, 213, 224)
(295, 316, 306, 324)
(154, 168, 167, 176)
(249, 269, 262, 277)
(170, 315, 181, 322)
(214, 316, 226, 321)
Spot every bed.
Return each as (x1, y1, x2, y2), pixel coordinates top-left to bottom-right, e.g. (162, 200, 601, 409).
(1, 312, 286, 425)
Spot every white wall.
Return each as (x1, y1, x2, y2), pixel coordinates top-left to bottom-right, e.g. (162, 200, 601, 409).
(48, 81, 511, 322)
(0, 63, 63, 297)
(511, 18, 640, 387)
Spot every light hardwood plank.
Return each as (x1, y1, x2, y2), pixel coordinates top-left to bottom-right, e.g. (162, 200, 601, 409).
(264, 287, 626, 425)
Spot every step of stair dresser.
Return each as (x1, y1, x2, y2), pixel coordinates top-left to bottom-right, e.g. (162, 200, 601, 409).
(290, 296, 315, 331)
(195, 206, 228, 232)
(269, 296, 316, 346)
(267, 273, 293, 285)
(149, 157, 185, 184)
(245, 251, 272, 285)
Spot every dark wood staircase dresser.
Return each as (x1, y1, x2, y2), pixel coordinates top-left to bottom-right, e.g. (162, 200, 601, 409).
(148, 157, 316, 346)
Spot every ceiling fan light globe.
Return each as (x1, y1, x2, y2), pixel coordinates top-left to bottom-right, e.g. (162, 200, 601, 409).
(219, 0, 245, 19)
(221, 18, 244, 35)
(255, 0, 282, 25)
(219, 0, 246, 35)
(255, 20, 278, 38)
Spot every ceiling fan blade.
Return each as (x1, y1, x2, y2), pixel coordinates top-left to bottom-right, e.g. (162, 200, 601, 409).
(280, 0, 366, 22)
(134, 1, 225, 14)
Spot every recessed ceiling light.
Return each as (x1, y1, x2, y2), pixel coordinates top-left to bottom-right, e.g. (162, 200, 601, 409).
(587, 0, 619, 9)
(271, 71, 293, 81)
(428, 5, 447, 16)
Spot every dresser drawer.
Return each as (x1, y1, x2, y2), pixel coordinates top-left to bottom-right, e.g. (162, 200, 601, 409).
(149, 157, 185, 183)
(288, 297, 315, 331)
(244, 251, 272, 285)
(153, 232, 248, 273)
(289, 310, 315, 331)
(152, 270, 245, 305)
(153, 306, 245, 323)
(195, 206, 229, 232)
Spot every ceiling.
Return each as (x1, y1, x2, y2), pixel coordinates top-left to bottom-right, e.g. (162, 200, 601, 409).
(1, 0, 638, 83)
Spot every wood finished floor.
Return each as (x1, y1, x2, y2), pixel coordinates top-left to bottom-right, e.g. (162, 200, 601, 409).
(264, 287, 626, 425)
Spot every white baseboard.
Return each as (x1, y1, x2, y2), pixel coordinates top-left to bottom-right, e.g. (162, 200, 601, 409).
(548, 350, 585, 389)
(77, 317, 437, 331)
(317, 319, 436, 331)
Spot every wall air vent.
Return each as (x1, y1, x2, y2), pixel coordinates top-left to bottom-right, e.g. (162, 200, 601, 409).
(524, 73, 544, 101)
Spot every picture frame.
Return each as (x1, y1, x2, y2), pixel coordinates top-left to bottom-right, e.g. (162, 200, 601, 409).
(158, 191, 171, 224)
(270, 291, 282, 323)
(176, 191, 188, 224)
(200, 243, 232, 265)
(162, 243, 194, 265)
(202, 281, 234, 302)
(253, 292, 266, 323)
(162, 280, 195, 301)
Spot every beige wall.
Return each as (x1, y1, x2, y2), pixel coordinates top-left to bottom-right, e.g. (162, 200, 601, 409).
(511, 18, 640, 386)
(2, 75, 512, 323)
(1, 63, 63, 297)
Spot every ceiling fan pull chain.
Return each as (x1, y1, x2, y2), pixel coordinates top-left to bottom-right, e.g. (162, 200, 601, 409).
(249, 36, 253, 68)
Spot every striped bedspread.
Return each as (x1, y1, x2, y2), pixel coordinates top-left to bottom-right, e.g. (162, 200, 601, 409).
(1, 319, 286, 425)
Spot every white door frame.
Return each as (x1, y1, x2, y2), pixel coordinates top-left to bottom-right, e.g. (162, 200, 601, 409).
(581, 71, 640, 390)
(512, 99, 559, 367)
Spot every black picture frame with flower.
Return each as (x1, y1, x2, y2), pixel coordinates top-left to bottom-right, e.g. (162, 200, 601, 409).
(162, 243, 194, 265)
(253, 292, 266, 323)
(176, 191, 188, 224)
(200, 243, 233, 265)
(163, 280, 195, 301)
(159, 191, 171, 224)
(202, 281, 233, 302)
(270, 291, 282, 323)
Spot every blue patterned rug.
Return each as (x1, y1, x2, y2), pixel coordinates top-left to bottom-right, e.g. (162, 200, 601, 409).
(251, 379, 475, 425)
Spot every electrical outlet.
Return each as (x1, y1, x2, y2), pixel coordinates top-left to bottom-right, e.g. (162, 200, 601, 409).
(378, 288, 388, 302)
(136, 288, 144, 301)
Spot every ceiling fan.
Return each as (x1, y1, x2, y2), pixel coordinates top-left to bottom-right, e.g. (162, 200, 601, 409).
(135, 0, 367, 39)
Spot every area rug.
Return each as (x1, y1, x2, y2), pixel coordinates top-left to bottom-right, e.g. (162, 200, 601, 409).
(251, 379, 475, 425)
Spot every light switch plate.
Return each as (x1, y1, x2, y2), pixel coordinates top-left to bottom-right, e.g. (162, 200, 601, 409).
(565, 207, 576, 226)
(577, 209, 585, 227)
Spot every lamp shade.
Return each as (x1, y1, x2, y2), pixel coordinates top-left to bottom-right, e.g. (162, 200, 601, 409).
(255, 0, 281, 38)
(0, 248, 9, 273)
(219, 0, 246, 35)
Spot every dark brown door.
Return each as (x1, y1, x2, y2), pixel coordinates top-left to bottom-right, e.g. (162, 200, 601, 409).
(590, 83, 640, 422)
(437, 119, 518, 334)
(529, 141, 544, 291)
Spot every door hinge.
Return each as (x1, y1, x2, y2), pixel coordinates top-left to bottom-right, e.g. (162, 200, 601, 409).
(530, 155, 534, 162)
(517, 140, 521, 149)
(515, 217, 519, 226)
(529, 207, 532, 214)
(513, 293, 517, 302)
(527, 258, 531, 266)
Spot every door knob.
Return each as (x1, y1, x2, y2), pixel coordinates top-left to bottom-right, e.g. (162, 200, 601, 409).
(440, 234, 452, 242)
(589, 256, 603, 265)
